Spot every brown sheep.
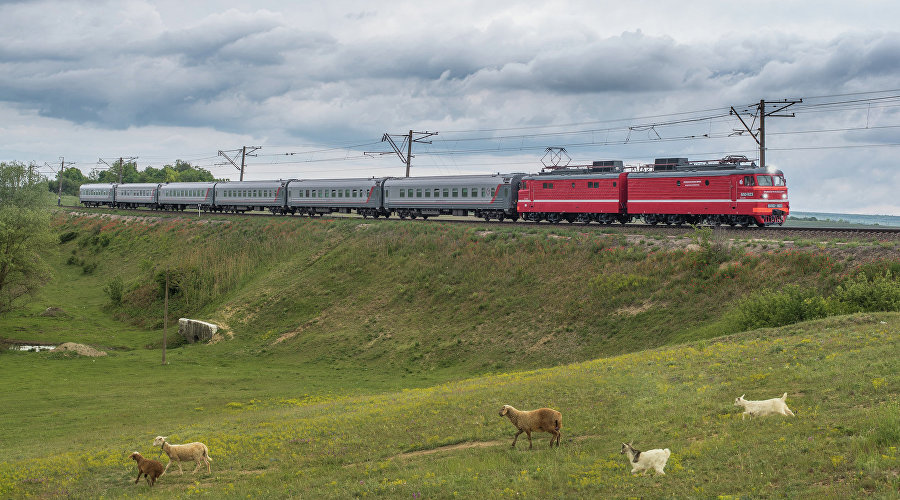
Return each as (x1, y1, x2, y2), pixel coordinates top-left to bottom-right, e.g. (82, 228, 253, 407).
(498, 404, 562, 449)
(130, 452, 164, 486)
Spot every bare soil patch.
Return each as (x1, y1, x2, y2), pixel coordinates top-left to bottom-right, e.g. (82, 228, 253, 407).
(51, 342, 107, 357)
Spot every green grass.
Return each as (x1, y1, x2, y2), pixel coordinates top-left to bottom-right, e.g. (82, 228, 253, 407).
(1, 314, 897, 497)
(1, 211, 898, 498)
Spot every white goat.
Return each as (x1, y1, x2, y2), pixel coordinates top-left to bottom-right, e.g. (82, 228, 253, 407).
(153, 436, 212, 475)
(620, 442, 671, 475)
(734, 393, 795, 420)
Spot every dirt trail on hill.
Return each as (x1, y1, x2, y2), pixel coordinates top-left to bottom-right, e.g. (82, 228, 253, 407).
(345, 434, 600, 467)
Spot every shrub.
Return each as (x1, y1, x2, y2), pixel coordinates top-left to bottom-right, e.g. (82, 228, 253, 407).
(735, 269, 899, 331)
(828, 271, 900, 314)
(736, 286, 828, 330)
(59, 231, 78, 244)
(104, 276, 124, 305)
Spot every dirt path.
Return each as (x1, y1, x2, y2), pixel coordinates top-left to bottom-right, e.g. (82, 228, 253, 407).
(345, 434, 601, 467)
(397, 440, 506, 459)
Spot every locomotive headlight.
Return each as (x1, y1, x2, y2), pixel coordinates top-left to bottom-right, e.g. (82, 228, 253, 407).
(762, 193, 769, 199)
(782, 193, 787, 199)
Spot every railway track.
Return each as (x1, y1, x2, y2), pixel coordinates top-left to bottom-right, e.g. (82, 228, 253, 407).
(62, 205, 900, 240)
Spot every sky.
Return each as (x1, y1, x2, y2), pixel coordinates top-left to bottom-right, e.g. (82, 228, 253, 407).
(2, 0, 900, 215)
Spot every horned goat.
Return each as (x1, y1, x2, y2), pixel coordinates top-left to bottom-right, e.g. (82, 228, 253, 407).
(734, 393, 795, 420)
(129, 451, 164, 486)
(620, 442, 670, 475)
(498, 404, 562, 449)
(152, 436, 212, 475)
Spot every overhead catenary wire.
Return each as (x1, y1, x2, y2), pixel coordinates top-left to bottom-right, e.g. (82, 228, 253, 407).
(70, 88, 900, 176)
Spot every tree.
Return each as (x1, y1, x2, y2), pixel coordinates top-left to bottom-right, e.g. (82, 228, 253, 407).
(0, 162, 53, 312)
(47, 166, 88, 196)
(90, 160, 214, 184)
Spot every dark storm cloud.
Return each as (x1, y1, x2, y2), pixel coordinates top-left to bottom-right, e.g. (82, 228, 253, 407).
(4, 3, 900, 148)
(0, 6, 337, 128)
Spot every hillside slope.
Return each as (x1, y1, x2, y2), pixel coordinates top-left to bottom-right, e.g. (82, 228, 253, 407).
(44, 212, 899, 376)
(1, 313, 897, 497)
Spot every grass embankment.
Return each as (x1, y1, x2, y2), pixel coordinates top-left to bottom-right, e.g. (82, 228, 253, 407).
(0, 211, 897, 497)
(34, 212, 897, 373)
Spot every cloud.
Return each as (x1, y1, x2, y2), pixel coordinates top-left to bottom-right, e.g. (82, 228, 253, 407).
(2, 1, 900, 214)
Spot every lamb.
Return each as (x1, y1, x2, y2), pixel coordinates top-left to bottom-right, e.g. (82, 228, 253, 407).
(152, 436, 212, 475)
(734, 393, 795, 420)
(620, 442, 671, 476)
(129, 451, 164, 486)
(498, 404, 562, 449)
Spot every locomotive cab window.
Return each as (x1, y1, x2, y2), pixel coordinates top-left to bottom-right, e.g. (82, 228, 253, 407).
(756, 175, 774, 186)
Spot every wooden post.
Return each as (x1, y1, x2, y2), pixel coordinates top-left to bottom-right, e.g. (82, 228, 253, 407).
(163, 268, 168, 365)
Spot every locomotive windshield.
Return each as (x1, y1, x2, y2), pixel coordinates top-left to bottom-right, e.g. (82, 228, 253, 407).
(756, 175, 786, 187)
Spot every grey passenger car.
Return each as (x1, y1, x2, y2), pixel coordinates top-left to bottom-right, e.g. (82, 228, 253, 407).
(382, 173, 525, 220)
(214, 180, 289, 214)
(286, 177, 389, 217)
(79, 183, 117, 207)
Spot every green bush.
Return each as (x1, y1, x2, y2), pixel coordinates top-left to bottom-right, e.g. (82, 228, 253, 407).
(103, 276, 124, 305)
(736, 286, 828, 330)
(735, 269, 899, 330)
(829, 270, 900, 314)
(58, 231, 78, 244)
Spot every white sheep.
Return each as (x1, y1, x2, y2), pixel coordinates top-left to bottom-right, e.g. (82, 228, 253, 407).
(498, 404, 562, 449)
(620, 442, 671, 475)
(153, 436, 212, 475)
(734, 393, 795, 420)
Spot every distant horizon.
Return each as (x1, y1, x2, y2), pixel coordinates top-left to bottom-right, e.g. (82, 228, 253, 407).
(791, 210, 900, 218)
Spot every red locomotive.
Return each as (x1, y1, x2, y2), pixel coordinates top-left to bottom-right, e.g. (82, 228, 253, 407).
(517, 157, 788, 227)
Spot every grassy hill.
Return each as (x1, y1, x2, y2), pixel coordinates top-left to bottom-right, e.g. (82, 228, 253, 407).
(0, 211, 897, 498)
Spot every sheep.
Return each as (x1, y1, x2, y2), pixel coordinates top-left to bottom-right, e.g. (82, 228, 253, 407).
(498, 404, 562, 449)
(620, 442, 671, 476)
(129, 451, 164, 486)
(734, 393, 795, 420)
(152, 436, 212, 476)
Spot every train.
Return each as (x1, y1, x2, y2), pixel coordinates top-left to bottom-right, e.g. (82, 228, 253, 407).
(79, 156, 789, 227)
